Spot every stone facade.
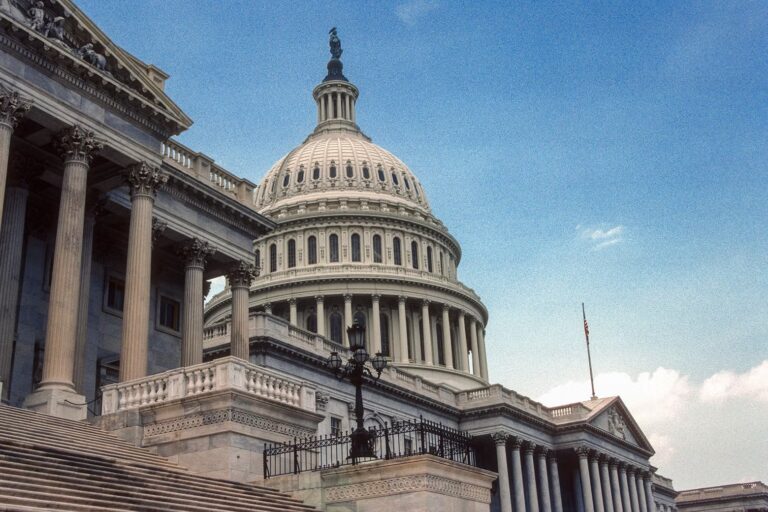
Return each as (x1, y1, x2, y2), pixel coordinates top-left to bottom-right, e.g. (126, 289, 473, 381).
(676, 482, 768, 512)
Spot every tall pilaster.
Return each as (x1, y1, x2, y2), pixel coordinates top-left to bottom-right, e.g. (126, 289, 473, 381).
(610, 460, 624, 512)
(644, 475, 655, 512)
(537, 449, 553, 512)
(421, 300, 433, 365)
(590, 452, 606, 512)
(0, 85, 31, 233)
(524, 443, 540, 512)
(120, 162, 166, 382)
(228, 261, 257, 360)
(371, 294, 381, 354)
(576, 447, 596, 512)
(469, 317, 480, 376)
(316, 296, 325, 337)
(628, 468, 640, 512)
(619, 464, 632, 512)
(289, 298, 297, 326)
(600, 456, 615, 512)
(477, 324, 488, 380)
(179, 238, 213, 366)
(509, 438, 526, 512)
(493, 433, 512, 512)
(441, 304, 453, 369)
(0, 176, 29, 400)
(549, 453, 564, 512)
(397, 296, 408, 362)
(25, 126, 101, 420)
(457, 310, 469, 371)
(343, 294, 353, 344)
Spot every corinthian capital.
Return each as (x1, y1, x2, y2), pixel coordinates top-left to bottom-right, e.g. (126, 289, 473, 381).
(178, 238, 214, 268)
(55, 125, 103, 163)
(491, 432, 508, 446)
(228, 260, 258, 288)
(0, 85, 32, 129)
(126, 162, 167, 198)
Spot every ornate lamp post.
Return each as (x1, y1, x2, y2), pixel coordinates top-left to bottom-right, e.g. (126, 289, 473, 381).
(327, 323, 387, 460)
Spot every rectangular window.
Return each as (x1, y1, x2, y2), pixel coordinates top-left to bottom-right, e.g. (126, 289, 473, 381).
(404, 437, 413, 455)
(158, 295, 181, 333)
(105, 275, 125, 313)
(330, 417, 342, 437)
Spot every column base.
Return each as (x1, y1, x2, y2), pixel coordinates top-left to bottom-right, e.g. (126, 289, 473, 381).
(23, 387, 87, 421)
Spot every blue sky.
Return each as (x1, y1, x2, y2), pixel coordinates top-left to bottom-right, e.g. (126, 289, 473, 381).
(78, 1, 767, 488)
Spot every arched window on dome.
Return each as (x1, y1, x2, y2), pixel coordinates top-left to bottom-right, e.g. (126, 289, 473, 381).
(330, 162, 338, 179)
(372, 235, 382, 263)
(391, 171, 399, 186)
(393, 237, 402, 266)
(353, 310, 366, 328)
(411, 241, 419, 269)
(427, 246, 433, 273)
(436, 322, 445, 366)
(270, 178, 277, 194)
(282, 172, 291, 188)
(414, 182, 421, 198)
(404, 176, 411, 190)
(312, 165, 321, 180)
(362, 165, 370, 180)
(380, 313, 390, 357)
(346, 162, 354, 178)
(306, 313, 317, 333)
(297, 167, 305, 183)
(351, 233, 361, 262)
(287, 239, 296, 268)
(329, 234, 339, 263)
(330, 311, 343, 344)
(307, 236, 317, 265)
(439, 251, 444, 276)
(254, 249, 261, 271)
(377, 166, 386, 183)
(269, 243, 277, 273)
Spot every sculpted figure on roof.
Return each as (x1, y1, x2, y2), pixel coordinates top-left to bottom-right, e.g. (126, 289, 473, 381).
(329, 27, 342, 59)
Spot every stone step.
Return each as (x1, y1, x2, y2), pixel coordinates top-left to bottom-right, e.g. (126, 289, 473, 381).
(0, 448, 313, 510)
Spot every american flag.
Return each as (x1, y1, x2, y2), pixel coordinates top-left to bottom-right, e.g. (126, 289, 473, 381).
(583, 318, 590, 339)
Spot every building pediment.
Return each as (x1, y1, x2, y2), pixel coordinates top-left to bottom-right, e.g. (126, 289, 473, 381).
(587, 397, 654, 453)
(0, 0, 191, 135)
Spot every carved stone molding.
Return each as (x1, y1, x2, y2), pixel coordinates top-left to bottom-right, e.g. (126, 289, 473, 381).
(325, 473, 490, 504)
(126, 162, 166, 199)
(177, 237, 213, 268)
(227, 260, 257, 288)
(142, 407, 315, 439)
(315, 392, 330, 412)
(0, 84, 32, 129)
(54, 125, 103, 164)
(607, 406, 628, 440)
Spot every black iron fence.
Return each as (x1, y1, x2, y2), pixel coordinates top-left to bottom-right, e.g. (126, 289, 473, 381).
(263, 416, 476, 478)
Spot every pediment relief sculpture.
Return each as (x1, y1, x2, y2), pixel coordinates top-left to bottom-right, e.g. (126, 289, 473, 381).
(607, 406, 627, 441)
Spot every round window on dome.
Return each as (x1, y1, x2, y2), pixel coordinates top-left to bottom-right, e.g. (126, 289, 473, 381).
(391, 171, 399, 186)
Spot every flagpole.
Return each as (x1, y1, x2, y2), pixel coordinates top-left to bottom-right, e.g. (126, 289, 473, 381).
(583, 303, 597, 400)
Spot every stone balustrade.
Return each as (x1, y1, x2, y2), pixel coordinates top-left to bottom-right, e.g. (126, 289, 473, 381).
(101, 356, 317, 415)
(161, 139, 256, 206)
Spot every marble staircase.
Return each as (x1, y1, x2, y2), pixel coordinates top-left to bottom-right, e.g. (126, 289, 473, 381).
(0, 404, 318, 511)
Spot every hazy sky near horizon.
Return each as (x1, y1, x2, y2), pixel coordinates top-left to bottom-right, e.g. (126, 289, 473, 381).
(78, 0, 767, 489)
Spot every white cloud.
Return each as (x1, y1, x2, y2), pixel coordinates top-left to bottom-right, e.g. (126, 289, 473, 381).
(395, 0, 439, 26)
(205, 276, 226, 303)
(587, 225, 624, 240)
(699, 360, 768, 403)
(578, 224, 625, 251)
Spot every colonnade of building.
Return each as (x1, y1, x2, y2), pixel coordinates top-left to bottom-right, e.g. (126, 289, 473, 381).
(0, 86, 257, 408)
(255, 292, 489, 380)
(494, 434, 656, 512)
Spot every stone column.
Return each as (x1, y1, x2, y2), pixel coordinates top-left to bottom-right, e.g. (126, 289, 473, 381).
(316, 296, 325, 337)
(421, 300, 433, 365)
(576, 447, 595, 512)
(120, 162, 166, 382)
(289, 298, 297, 326)
(537, 449, 553, 512)
(441, 305, 453, 369)
(619, 464, 632, 512)
(636, 472, 648, 512)
(469, 317, 480, 376)
(0, 85, 31, 234)
(371, 294, 381, 354)
(549, 453, 564, 512)
(73, 200, 104, 394)
(477, 324, 489, 380)
(610, 460, 624, 512)
(590, 452, 606, 512)
(457, 310, 469, 371)
(178, 238, 212, 367)
(0, 179, 29, 400)
(644, 474, 655, 512)
(228, 261, 256, 360)
(24, 126, 101, 420)
(493, 433, 512, 512)
(628, 468, 640, 512)
(524, 443, 540, 512)
(509, 438, 526, 512)
(600, 456, 615, 512)
(343, 294, 353, 341)
(397, 296, 408, 362)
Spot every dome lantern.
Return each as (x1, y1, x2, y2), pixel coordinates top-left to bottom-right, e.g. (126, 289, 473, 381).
(313, 28, 359, 133)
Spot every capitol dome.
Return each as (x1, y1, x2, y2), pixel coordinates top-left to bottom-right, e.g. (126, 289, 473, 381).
(206, 37, 490, 391)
